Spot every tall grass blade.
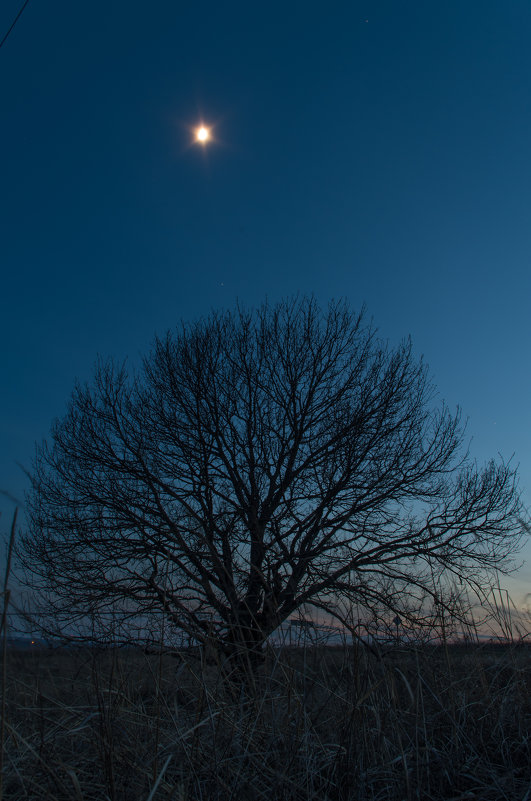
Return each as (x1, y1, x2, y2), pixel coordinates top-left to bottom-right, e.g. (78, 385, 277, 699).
(0, 508, 17, 801)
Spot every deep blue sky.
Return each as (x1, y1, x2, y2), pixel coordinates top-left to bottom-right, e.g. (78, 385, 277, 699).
(1, 1, 530, 606)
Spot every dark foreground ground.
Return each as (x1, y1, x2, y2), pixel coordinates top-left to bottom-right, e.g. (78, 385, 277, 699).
(1, 642, 530, 800)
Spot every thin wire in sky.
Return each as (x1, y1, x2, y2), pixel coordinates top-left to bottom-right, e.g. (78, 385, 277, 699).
(0, 0, 31, 51)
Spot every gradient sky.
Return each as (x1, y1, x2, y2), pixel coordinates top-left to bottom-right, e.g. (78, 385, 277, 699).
(1, 1, 530, 610)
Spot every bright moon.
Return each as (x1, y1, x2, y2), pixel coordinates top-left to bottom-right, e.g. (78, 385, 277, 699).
(196, 126, 210, 143)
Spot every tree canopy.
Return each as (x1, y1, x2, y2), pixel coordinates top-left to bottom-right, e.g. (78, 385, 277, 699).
(19, 297, 524, 666)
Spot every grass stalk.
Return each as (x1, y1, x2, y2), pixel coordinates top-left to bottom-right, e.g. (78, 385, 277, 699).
(0, 508, 18, 801)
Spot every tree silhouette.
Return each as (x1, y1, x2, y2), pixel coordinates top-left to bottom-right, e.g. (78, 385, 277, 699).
(19, 297, 524, 669)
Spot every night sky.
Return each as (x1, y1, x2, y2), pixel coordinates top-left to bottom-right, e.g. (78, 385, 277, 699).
(1, 1, 530, 607)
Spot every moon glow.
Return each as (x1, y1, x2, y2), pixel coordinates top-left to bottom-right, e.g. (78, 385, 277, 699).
(196, 126, 211, 143)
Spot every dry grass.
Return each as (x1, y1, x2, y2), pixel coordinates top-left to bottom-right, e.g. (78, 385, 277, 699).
(0, 639, 530, 800)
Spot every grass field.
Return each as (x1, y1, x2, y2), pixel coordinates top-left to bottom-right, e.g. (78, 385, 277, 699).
(1, 639, 530, 800)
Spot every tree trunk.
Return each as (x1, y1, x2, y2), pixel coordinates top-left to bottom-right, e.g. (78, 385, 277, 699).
(224, 621, 266, 677)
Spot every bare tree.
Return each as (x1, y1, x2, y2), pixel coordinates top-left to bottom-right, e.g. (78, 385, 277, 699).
(19, 297, 524, 668)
